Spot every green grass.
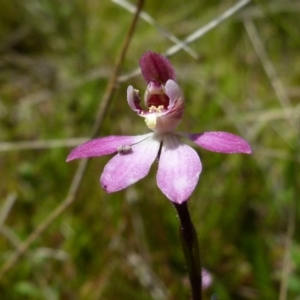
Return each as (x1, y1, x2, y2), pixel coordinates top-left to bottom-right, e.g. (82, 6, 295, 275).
(0, 0, 299, 299)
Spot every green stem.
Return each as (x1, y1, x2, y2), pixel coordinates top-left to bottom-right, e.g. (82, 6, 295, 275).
(174, 202, 202, 300)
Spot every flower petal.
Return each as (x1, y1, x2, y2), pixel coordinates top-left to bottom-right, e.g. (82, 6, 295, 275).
(157, 134, 202, 204)
(165, 79, 184, 110)
(202, 269, 213, 289)
(140, 51, 176, 84)
(67, 133, 153, 161)
(101, 136, 160, 193)
(186, 131, 252, 154)
(127, 85, 142, 112)
(153, 79, 184, 133)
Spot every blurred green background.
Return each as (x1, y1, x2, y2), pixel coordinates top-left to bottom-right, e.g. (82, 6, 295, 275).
(0, 0, 299, 299)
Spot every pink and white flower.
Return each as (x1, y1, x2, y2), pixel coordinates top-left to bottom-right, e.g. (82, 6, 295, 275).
(67, 52, 251, 204)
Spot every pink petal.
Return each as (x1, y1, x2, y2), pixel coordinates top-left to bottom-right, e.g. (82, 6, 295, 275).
(101, 136, 160, 193)
(155, 79, 184, 132)
(139, 52, 176, 84)
(67, 133, 153, 161)
(186, 131, 252, 154)
(157, 134, 202, 204)
(202, 269, 213, 289)
(127, 85, 142, 112)
(165, 79, 184, 109)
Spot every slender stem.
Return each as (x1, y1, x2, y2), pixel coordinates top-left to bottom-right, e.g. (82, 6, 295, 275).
(174, 202, 202, 300)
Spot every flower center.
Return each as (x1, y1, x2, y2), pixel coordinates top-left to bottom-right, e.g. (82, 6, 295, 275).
(145, 81, 170, 110)
(147, 93, 169, 109)
(149, 105, 164, 113)
(145, 105, 164, 129)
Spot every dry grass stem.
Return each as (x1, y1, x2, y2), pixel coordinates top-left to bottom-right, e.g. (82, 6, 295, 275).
(165, 0, 252, 57)
(244, 17, 296, 300)
(127, 252, 168, 300)
(244, 19, 292, 118)
(0, 138, 88, 152)
(0, 193, 17, 232)
(112, 0, 199, 59)
(0, 0, 146, 281)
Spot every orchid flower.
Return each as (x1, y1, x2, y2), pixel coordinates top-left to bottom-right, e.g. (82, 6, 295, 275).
(67, 52, 251, 204)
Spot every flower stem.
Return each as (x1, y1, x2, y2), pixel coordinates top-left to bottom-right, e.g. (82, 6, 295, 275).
(174, 202, 202, 300)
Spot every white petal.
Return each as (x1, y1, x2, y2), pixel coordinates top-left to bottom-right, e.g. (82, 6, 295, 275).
(157, 134, 202, 203)
(101, 136, 160, 193)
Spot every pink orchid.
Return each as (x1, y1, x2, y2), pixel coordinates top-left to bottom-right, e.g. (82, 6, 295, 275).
(67, 52, 251, 204)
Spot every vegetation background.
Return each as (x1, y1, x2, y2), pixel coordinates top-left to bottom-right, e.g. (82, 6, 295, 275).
(0, 0, 299, 299)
